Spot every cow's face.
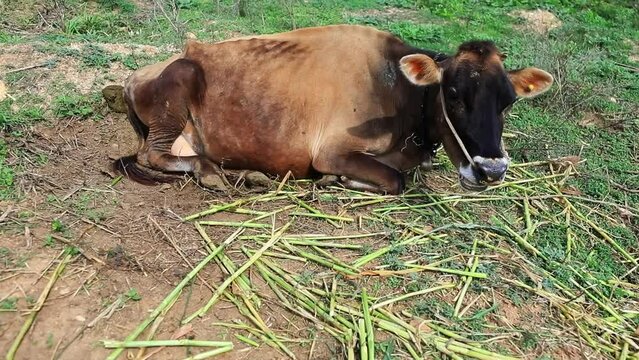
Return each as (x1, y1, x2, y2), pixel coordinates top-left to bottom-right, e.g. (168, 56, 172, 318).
(399, 41, 553, 191)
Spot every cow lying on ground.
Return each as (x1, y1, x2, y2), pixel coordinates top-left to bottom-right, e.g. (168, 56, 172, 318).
(112, 25, 553, 194)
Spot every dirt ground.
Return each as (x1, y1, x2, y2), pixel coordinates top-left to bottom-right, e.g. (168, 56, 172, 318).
(0, 40, 340, 359)
(1, 16, 635, 357)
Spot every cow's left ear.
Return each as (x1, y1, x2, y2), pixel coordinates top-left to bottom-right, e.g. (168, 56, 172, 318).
(508, 67, 553, 98)
(399, 54, 441, 86)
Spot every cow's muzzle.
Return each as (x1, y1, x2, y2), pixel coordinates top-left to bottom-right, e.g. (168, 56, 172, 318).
(458, 156, 509, 191)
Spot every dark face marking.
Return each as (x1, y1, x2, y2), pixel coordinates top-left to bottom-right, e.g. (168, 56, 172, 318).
(441, 41, 516, 160)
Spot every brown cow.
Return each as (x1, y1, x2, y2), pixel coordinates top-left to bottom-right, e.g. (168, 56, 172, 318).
(114, 25, 553, 194)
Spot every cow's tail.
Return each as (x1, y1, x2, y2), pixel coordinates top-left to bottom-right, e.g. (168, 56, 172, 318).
(111, 86, 181, 185)
(112, 155, 181, 185)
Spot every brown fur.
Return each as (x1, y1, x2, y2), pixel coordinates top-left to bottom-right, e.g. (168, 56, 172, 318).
(115, 25, 552, 194)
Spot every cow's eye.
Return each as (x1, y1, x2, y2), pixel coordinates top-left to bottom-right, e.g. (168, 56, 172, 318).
(448, 87, 458, 99)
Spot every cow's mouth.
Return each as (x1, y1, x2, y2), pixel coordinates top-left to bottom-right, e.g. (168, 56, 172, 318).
(459, 174, 488, 191)
(458, 164, 505, 191)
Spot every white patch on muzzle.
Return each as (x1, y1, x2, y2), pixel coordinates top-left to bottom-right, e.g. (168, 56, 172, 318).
(473, 156, 509, 182)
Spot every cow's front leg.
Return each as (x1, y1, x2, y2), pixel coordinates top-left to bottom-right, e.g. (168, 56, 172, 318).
(313, 152, 404, 195)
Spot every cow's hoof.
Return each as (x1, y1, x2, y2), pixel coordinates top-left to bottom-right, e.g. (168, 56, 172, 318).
(199, 174, 228, 191)
(315, 175, 339, 187)
(245, 171, 271, 188)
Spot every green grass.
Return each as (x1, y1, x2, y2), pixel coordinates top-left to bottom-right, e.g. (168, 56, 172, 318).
(1, 0, 638, 358)
(0, 297, 18, 310)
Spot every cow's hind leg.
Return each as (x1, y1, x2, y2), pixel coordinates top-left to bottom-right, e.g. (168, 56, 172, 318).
(313, 152, 404, 195)
(135, 59, 229, 190)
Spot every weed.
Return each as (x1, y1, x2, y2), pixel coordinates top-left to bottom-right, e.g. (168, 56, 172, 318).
(52, 93, 94, 119)
(46, 333, 55, 348)
(0, 138, 14, 200)
(520, 330, 539, 350)
(43, 235, 56, 247)
(51, 219, 65, 233)
(0, 99, 46, 132)
(97, 0, 136, 13)
(64, 13, 127, 35)
(297, 270, 315, 285)
(0, 297, 17, 310)
(386, 276, 403, 289)
(413, 297, 454, 318)
(0, 247, 12, 266)
(126, 288, 142, 301)
(377, 339, 396, 360)
(80, 44, 119, 68)
(64, 246, 80, 256)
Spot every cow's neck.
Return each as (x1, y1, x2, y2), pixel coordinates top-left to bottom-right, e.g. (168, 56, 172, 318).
(421, 84, 443, 157)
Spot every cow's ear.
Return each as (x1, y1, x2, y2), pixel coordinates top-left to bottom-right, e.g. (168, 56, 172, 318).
(399, 54, 441, 86)
(508, 67, 553, 98)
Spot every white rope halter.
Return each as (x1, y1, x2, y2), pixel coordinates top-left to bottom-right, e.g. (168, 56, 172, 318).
(438, 87, 477, 168)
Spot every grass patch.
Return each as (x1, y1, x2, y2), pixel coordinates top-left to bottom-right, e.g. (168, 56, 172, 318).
(1, 0, 637, 358)
(52, 92, 98, 120)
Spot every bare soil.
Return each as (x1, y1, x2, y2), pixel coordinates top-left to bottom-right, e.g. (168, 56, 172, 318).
(0, 41, 340, 359)
(510, 9, 562, 35)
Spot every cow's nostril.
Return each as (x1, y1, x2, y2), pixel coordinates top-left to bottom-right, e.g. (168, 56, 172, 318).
(479, 163, 507, 182)
(473, 157, 508, 183)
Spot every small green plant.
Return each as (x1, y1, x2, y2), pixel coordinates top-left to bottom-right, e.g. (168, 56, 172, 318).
(520, 331, 539, 350)
(0, 297, 17, 310)
(46, 333, 55, 348)
(97, 0, 135, 13)
(52, 94, 94, 119)
(126, 288, 142, 301)
(64, 246, 80, 256)
(51, 219, 65, 233)
(43, 235, 56, 247)
(297, 270, 315, 285)
(0, 247, 10, 266)
(81, 44, 118, 68)
(64, 13, 125, 35)
(377, 339, 395, 360)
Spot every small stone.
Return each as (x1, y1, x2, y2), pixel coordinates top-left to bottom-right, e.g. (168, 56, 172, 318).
(0, 80, 7, 101)
(185, 32, 197, 40)
(75, 315, 86, 322)
(160, 183, 172, 191)
(59, 287, 71, 295)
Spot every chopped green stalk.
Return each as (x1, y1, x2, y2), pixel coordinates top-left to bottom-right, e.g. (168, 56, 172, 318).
(181, 345, 234, 359)
(370, 283, 455, 311)
(357, 319, 368, 360)
(7, 253, 72, 360)
(454, 240, 479, 317)
(290, 211, 354, 222)
(106, 230, 240, 360)
(184, 222, 292, 323)
(103, 340, 233, 348)
(361, 289, 374, 360)
(234, 334, 259, 347)
(198, 220, 271, 228)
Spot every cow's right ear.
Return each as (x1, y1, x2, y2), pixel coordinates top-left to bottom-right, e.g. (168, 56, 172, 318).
(399, 54, 442, 86)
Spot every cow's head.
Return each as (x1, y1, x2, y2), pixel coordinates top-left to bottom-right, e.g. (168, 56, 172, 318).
(399, 41, 553, 191)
